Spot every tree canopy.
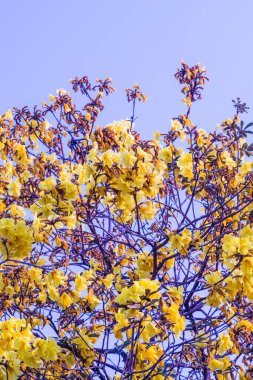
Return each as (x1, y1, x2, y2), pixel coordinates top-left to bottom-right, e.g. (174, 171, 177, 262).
(0, 63, 252, 380)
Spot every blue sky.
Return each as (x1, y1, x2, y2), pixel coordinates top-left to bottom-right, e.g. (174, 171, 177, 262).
(1, 0, 253, 139)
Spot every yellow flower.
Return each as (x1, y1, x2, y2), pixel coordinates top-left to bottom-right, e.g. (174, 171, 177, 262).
(101, 150, 119, 168)
(217, 333, 233, 355)
(39, 177, 56, 192)
(46, 269, 66, 287)
(13, 143, 29, 164)
(114, 312, 129, 340)
(222, 234, 239, 258)
(101, 274, 114, 289)
(8, 180, 22, 197)
(170, 229, 191, 255)
(121, 150, 136, 168)
(177, 152, 194, 180)
(62, 351, 76, 368)
(241, 257, 253, 276)
(136, 251, 153, 279)
(140, 318, 160, 342)
(58, 180, 78, 201)
(10, 204, 26, 218)
(75, 274, 88, 292)
(34, 338, 61, 362)
(161, 300, 185, 337)
(64, 213, 77, 229)
(47, 285, 59, 302)
(4, 109, 13, 121)
(85, 288, 101, 309)
(115, 279, 160, 306)
(158, 146, 173, 163)
(59, 293, 73, 309)
(139, 201, 157, 220)
(171, 119, 183, 131)
(206, 290, 226, 307)
(220, 150, 236, 169)
(64, 103, 71, 113)
(19, 350, 42, 369)
(235, 320, 253, 332)
(153, 131, 160, 140)
(85, 112, 91, 121)
(240, 161, 252, 175)
(208, 356, 230, 372)
(3, 352, 21, 380)
(205, 271, 222, 286)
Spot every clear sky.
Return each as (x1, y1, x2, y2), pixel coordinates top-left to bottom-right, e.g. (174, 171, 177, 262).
(1, 0, 253, 139)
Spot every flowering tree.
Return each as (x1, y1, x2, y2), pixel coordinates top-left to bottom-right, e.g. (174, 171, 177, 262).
(0, 62, 252, 380)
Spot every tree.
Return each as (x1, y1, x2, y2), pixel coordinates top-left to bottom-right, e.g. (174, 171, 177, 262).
(0, 62, 252, 380)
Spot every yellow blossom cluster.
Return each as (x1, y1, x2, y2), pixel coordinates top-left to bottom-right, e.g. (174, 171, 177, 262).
(0, 219, 33, 259)
(0, 317, 62, 379)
